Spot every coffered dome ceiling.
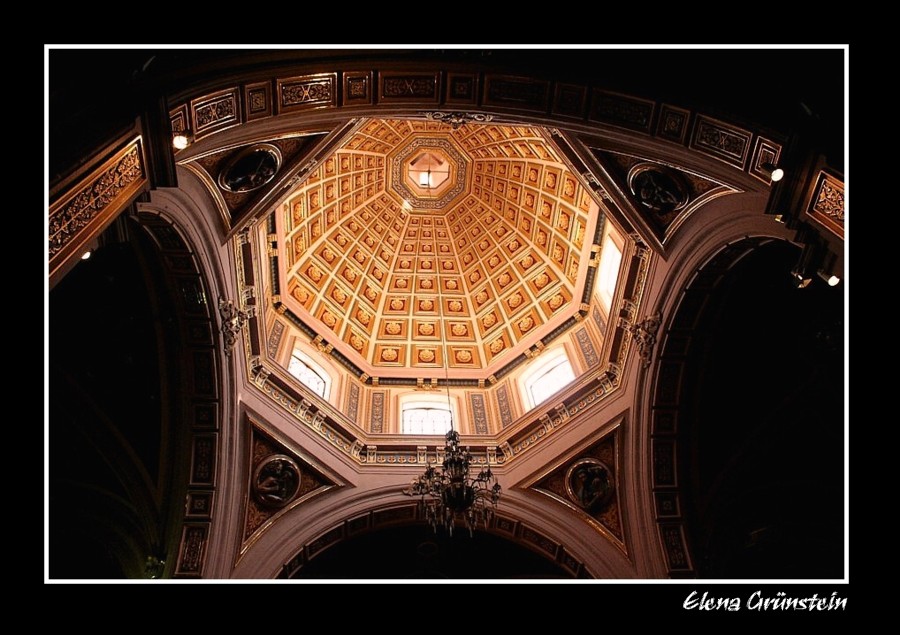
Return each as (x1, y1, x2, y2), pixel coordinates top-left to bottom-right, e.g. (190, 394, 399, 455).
(277, 119, 599, 378)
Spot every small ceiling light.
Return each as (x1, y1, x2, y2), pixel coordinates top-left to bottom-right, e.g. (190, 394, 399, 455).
(762, 162, 784, 182)
(172, 130, 193, 150)
(818, 270, 841, 287)
(81, 250, 92, 260)
(791, 270, 812, 289)
(774, 214, 785, 223)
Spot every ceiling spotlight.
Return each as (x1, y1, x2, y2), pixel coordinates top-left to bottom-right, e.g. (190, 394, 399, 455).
(173, 129, 193, 150)
(818, 270, 841, 287)
(761, 162, 784, 182)
(791, 270, 812, 289)
(81, 250, 92, 260)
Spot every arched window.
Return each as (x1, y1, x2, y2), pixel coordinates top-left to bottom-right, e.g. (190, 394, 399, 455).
(288, 348, 330, 399)
(521, 348, 576, 410)
(595, 224, 624, 315)
(400, 395, 455, 435)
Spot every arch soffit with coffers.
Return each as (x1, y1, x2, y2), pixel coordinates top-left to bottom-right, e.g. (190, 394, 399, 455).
(626, 194, 800, 578)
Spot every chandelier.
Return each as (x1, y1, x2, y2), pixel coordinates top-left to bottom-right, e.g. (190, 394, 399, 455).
(403, 267, 501, 536)
(404, 428, 501, 536)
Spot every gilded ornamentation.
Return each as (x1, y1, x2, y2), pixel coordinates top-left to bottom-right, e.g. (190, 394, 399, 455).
(418, 349, 435, 363)
(565, 458, 614, 513)
(489, 338, 505, 354)
(350, 334, 365, 351)
(383, 77, 435, 98)
(424, 111, 494, 129)
(418, 323, 435, 336)
(549, 294, 564, 310)
(386, 321, 402, 335)
(49, 141, 144, 258)
(281, 78, 333, 107)
(575, 327, 599, 366)
(451, 323, 467, 337)
(813, 174, 845, 222)
(389, 299, 404, 310)
(381, 348, 398, 362)
(455, 350, 472, 363)
(266, 319, 285, 359)
(693, 117, 750, 164)
(482, 313, 497, 328)
(625, 312, 661, 368)
(322, 312, 337, 328)
(177, 526, 206, 574)
(306, 265, 322, 282)
(448, 300, 463, 312)
(332, 288, 347, 304)
(518, 316, 534, 332)
(508, 293, 523, 308)
(194, 94, 236, 130)
(419, 299, 434, 311)
(218, 297, 253, 356)
(253, 454, 301, 507)
(357, 309, 371, 325)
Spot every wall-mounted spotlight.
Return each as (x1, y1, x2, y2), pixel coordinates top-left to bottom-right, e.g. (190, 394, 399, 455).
(761, 162, 785, 182)
(172, 129, 193, 151)
(817, 270, 841, 287)
(790, 239, 817, 289)
(791, 270, 813, 288)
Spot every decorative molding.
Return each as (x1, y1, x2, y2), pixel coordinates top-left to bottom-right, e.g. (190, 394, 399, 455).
(343, 71, 373, 106)
(690, 115, 752, 168)
(483, 75, 550, 112)
(370, 391, 385, 433)
(470, 393, 489, 434)
(244, 81, 273, 121)
(49, 138, 145, 270)
(552, 83, 588, 119)
(379, 73, 439, 103)
(219, 297, 254, 356)
(590, 90, 655, 133)
(656, 104, 690, 143)
(807, 171, 845, 239)
(659, 523, 692, 572)
(276, 73, 337, 112)
(496, 383, 514, 428)
(424, 111, 494, 129)
(266, 319, 285, 360)
(624, 312, 661, 368)
(191, 88, 240, 137)
(346, 382, 360, 423)
(445, 73, 478, 105)
(175, 524, 208, 577)
(189, 434, 217, 486)
(575, 327, 599, 367)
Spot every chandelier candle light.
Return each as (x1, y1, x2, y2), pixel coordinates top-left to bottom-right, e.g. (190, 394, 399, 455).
(403, 266, 501, 536)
